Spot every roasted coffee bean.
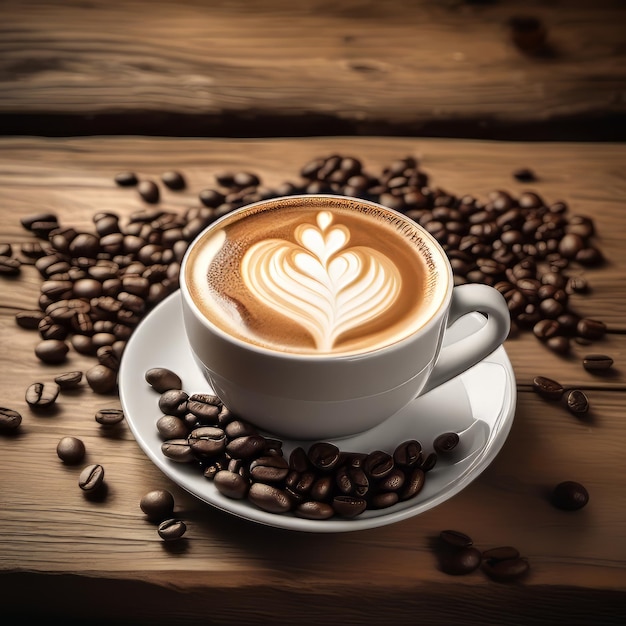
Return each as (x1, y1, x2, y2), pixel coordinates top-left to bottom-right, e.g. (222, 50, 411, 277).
(21, 212, 58, 232)
(15, 310, 44, 329)
(393, 439, 422, 467)
(0, 407, 22, 431)
(156, 414, 189, 440)
(577, 318, 606, 340)
(482, 546, 520, 561)
(25, 381, 60, 408)
(140, 489, 175, 521)
(370, 491, 400, 509)
(433, 432, 460, 454)
(115, 172, 138, 186)
(214, 470, 250, 499)
(248, 483, 292, 514)
(0, 255, 21, 275)
(54, 371, 83, 390)
(294, 501, 335, 520)
(308, 442, 341, 471)
(513, 168, 536, 182)
(421, 451, 438, 472)
(224, 419, 258, 439)
(86, 364, 117, 394)
(158, 389, 189, 416)
(56, 436, 86, 464)
(376, 468, 404, 492)
(226, 434, 266, 460)
(551, 480, 589, 510)
(439, 529, 474, 548)
(138, 180, 160, 204)
(188, 426, 226, 457)
(565, 389, 590, 415)
(532, 375, 564, 400)
(566, 276, 588, 294)
(161, 439, 195, 463)
(249, 455, 290, 483)
(440, 546, 482, 576)
(187, 393, 221, 422)
(95, 408, 125, 426)
(332, 495, 367, 518)
(582, 354, 614, 372)
(38, 316, 68, 341)
(71, 334, 96, 355)
(157, 518, 186, 541)
(400, 467, 425, 501)
(161, 171, 186, 190)
(546, 335, 570, 354)
(198, 189, 225, 208)
(34, 339, 69, 364)
(96, 345, 120, 371)
(482, 556, 530, 581)
(363, 450, 394, 479)
(78, 463, 105, 492)
(289, 446, 311, 472)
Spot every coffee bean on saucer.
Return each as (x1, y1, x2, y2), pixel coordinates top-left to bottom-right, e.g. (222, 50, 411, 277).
(0, 407, 22, 431)
(433, 432, 460, 454)
(248, 483, 293, 514)
(214, 470, 250, 500)
(393, 439, 422, 467)
(140, 489, 175, 521)
(78, 463, 105, 492)
(145, 367, 183, 393)
(582, 354, 614, 372)
(138, 180, 160, 204)
(294, 501, 335, 520)
(308, 442, 342, 471)
(565, 389, 590, 415)
(158, 389, 189, 417)
(161, 439, 195, 463)
(25, 382, 60, 408)
(532, 375, 564, 400)
(551, 480, 589, 510)
(156, 415, 189, 440)
(161, 171, 186, 190)
(56, 436, 86, 464)
(54, 371, 83, 390)
(158, 518, 187, 541)
(95, 408, 125, 426)
(332, 495, 367, 519)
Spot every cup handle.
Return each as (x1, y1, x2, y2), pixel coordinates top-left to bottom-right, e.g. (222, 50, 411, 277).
(421, 283, 510, 395)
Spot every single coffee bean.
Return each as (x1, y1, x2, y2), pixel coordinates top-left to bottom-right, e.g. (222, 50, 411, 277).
(156, 414, 189, 440)
(551, 480, 589, 510)
(249, 455, 290, 483)
(420, 451, 438, 472)
(440, 546, 482, 576)
(114, 172, 138, 186)
(363, 450, 394, 479)
(161, 439, 195, 463)
(86, 364, 117, 394)
(78, 463, 105, 492)
(188, 426, 226, 458)
(393, 439, 422, 467)
(224, 419, 258, 439)
(577, 318, 606, 341)
(482, 546, 520, 562)
(226, 434, 266, 460)
(25, 381, 60, 408)
(513, 168, 536, 182)
(158, 389, 189, 417)
(213, 470, 250, 499)
(370, 491, 400, 509)
(15, 310, 45, 329)
(433, 432, 460, 454)
(95, 408, 125, 426)
(56, 436, 86, 464)
(532, 375, 564, 400)
(248, 483, 292, 514)
(294, 501, 335, 520)
(0, 407, 22, 431)
(482, 557, 530, 581)
(187, 393, 221, 422)
(308, 442, 341, 471)
(546, 335, 570, 355)
(161, 171, 186, 190)
(0, 255, 21, 275)
(332, 495, 367, 519)
(54, 371, 83, 390)
(140, 489, 175, 521)
(582, 354, 613, 372)
(157, 518, 186, 541)
(533, 318, 560, 340)
(34, 339, 69, 364)
(400, 467, 426, 500)
(439, 529, 473, 549)
(138, 180, 160, 204)
(565, 389, 590, 415)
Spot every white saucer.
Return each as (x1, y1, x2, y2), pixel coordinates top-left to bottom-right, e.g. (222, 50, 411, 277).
(119, 291, 516, 533)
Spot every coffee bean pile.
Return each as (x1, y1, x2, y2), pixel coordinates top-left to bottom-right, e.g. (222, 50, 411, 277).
(148, 367, 453, 520)
(435, 529, 530, 581)
(1, 154, 610, 395)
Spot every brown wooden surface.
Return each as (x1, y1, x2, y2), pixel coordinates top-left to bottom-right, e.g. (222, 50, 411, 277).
(0, 136, 625, 625)
(1, 0, 625, 138)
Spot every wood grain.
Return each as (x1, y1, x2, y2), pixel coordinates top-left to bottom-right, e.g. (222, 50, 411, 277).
(0, 0, 625, 137)
(0, 136, 625, 624)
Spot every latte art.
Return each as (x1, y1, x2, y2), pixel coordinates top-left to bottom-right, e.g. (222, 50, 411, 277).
(242, 211, 402, 351)
(184, 196, 449, 356)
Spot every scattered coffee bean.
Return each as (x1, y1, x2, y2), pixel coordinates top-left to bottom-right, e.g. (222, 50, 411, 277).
(145, 367, 183, 393)
(25, 381, 60, 408)
(85, 364, 118, 394)
(34, 339, 69, 364)
(140, 489, 175, 521)
(0, 255, 21, 275)
(582, 354, 613, 372)
(158, 518, 187, 541)
(137, 180, 160, 204)
(551, 480, 589, 510)
(433, 432, 460, 454)
(78, 463, 105, 492)
(577, 318, 606, 341)
(482, 546, 520, 561)
(0, 407, 22, 431)
(565, 389, 590, 415)
(15, 310, 45, 329)
(54, 371, 83, 390)
(532, 375, 564, 400)
(482, 556, 530, 582)
(440, 529, 473, 548)
(509, 16, 547, 55)
(95, 408, 125, 426)
(513, 168, 537, 182)
(114, 172, 138, 187)
(440, 546, 482, 576)
(56, 436, 86, 464)
(161, 171, 186, 190)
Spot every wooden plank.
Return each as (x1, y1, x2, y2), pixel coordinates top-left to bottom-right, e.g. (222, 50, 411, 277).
(0, 0, 624, 134)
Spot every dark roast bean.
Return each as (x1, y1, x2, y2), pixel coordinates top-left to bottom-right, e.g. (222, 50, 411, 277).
(138, 180, 160, 204)
(54, 371, 83, 389)
(363, 450, 394, 478)
(308, 442, 341, 471)
(439, 529, 473, 548)
(56, 436, 86, 464)
(482, 546, 520, 561)
(79, 463, 105, 492)
(161, 171, 186, 190)
(214, 470, 250, 499)
(482, 557, 530, 581)
(546, 335, 570, 354)
(114, 172, 138, 186)
(582, 354, 614, 372)
(224, 420, 259, 439)
(25, 382, 60, 408)
(21, 212, 58, 232)
(96, 345, 120, 371)
(188, 426, 226, 457)
(294, 501, 335, 520)
(140, 489, 175, 521)
(161, 439, 195, 463)
(85, 364, 117, 394)
(532, 375, 564, 400)
(332, 495, 367, 518)
(249, 455, 289, 483)
(370, 491, 399, 509)
(95, 408, 125, 426)
(400, 467, 426, 501)
(513, 168, 536, 182)
(156, 414, 189, 440)
(289, 446, 311, 472)
(248, 483, 292, 514)
(577, 318, 607, 340)
(565, 389, 590, 415)
(393, 439, 422, 467)
(376, 468, 404, 492)
(15, 310, 44, 329)
(34, 339, 69, 364)
(433, 432, 460, 454)
(187, 393, 221, 422)
(226, 434, 266, 460)
(0, 255, 21, 275)
(421, 451, 438, 472)
(0, 407, 22, 431)
(440, 547, 482, 576)
(198, 189, 225, 208)
(157, 518, 186, 541)
(551, 480, 589, 510)
(158, 389, 189, 416)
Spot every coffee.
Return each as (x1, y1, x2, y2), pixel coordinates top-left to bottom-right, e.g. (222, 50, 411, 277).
(185, 196, 449, 356)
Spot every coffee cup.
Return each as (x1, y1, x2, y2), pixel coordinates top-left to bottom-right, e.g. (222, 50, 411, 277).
(180, 194, 510, 440)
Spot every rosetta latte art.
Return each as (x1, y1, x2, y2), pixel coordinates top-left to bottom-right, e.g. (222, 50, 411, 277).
(241, 211, 402, 351)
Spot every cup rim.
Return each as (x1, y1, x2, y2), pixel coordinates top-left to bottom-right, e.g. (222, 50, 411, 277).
(180, 193, 454, 362)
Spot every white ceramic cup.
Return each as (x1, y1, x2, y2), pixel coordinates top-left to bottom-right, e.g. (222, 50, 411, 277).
(180, 195, 510, 440)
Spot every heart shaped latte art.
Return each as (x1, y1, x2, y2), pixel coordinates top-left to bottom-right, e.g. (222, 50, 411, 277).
(241, 211, 402, 351)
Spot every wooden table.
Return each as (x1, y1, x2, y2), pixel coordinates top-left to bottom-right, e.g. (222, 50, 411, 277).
(1, 1, 625, 624)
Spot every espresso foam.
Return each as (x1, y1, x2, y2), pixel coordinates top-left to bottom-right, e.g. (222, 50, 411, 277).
(185, 196, 449, 356)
